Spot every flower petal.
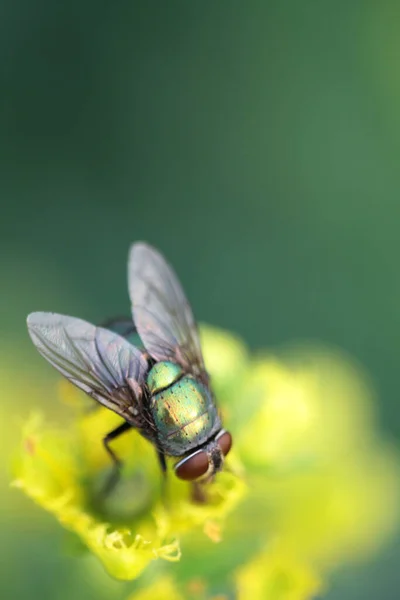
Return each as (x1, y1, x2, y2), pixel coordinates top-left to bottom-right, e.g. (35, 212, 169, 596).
(127, 576, 185, 600)
(12, 414, 180, 580)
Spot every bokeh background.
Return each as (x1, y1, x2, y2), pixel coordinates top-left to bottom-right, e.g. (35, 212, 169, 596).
(1, 2, 400, 598)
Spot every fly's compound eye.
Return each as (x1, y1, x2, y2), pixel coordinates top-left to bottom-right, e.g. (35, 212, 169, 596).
(216, 429, 232, 457)
(174, 430, 233, 481)
(175, 450, 209, 481)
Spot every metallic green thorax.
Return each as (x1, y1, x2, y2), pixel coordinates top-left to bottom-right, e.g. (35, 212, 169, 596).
(147, 361, 183, 395)
(146, 361, 220, 456)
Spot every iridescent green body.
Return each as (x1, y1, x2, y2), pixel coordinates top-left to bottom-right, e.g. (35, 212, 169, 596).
(147, 361, 220, 456)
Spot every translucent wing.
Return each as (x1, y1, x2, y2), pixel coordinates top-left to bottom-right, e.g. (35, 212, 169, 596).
(128, 242, 207, 379)
(27, 312, 149, 426)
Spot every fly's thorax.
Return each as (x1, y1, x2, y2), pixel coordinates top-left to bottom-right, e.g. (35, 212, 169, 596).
(147, 364, 220, 456)
(146, 361, 183, 395)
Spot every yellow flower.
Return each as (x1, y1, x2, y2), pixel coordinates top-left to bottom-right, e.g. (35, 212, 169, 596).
(234, 347, 400, 569)
(235, 544, 322, 600)
(127, 576, 185, 600)
(11, 325, 400, 596)
(11, 327, 246, 580)
(125, 546, 321, 600)
(12, 412, 180, 580)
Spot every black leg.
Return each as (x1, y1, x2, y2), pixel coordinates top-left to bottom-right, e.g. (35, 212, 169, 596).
(101, 421, 132, 496)
(157, 448, 167, 476)
(156, 449, 169, 503)
(100, 316, 137, 338)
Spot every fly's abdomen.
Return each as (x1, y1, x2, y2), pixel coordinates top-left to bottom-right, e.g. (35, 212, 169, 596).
(150, 373, 219, 455)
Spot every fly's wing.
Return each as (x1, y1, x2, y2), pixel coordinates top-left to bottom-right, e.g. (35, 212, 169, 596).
(27, 312, 149, 427)
(128, 242, 207, 380)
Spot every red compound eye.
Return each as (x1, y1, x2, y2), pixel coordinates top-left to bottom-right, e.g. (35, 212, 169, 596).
(175, 451, 209, 481)
(216, 430, 232, 456)
(175, 431, 233, 481)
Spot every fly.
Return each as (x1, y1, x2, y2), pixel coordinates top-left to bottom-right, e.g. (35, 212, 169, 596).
(27, 242, 232, 493)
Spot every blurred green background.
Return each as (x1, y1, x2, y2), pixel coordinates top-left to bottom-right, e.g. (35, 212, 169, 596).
(1, 1, 400, 598)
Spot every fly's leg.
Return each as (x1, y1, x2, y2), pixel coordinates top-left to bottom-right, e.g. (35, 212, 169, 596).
(157, 448, 167, 475)
(156, 449, 169, 504)
(100, 316, 137, 338)
(101, 421, 132, 496)
(99, 318, 152, 363)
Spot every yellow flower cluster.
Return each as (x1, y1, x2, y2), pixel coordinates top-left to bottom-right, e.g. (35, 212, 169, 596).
(12, 326, 400, 599)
